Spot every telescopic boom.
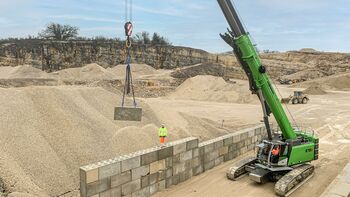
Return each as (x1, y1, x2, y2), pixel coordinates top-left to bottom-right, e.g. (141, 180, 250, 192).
(217, 0, 297, 140)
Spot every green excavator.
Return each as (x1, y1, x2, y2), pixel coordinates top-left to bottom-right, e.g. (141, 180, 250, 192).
(217, 0, 319, 196)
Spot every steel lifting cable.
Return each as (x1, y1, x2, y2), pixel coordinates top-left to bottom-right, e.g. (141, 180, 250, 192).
(268, 70, 299, 129)
(121, 0, 137, 107)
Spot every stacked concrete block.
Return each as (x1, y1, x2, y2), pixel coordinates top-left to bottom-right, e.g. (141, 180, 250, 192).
(197, 125, 267, 173)
(80, 137, 198, 197)
(80, 125, 267, 197)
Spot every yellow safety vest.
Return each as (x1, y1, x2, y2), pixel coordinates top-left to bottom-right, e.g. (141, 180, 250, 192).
(159, 127, 168, 137)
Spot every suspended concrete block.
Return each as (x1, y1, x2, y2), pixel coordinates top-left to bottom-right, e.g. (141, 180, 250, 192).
(114, 107, 142, 121)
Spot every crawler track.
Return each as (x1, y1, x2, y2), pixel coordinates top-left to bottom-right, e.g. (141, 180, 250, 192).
(226, 157, 257, 180)
(274, 164, 314, 196)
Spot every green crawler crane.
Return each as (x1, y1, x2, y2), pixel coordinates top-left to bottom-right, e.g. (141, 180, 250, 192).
(217, 0, 319, 196)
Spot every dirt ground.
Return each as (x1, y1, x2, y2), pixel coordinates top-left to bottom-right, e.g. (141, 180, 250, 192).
(0, 64, 349, 196)
(155, 88, 350, 197)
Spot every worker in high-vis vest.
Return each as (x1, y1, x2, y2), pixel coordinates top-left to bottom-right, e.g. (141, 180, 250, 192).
(158, 124, 168, 147)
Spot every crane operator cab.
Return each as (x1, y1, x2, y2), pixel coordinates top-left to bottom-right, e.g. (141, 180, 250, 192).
(256, 140, 288, 167)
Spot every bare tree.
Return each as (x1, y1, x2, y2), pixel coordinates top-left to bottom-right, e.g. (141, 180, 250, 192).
(39, 23, 79, 40)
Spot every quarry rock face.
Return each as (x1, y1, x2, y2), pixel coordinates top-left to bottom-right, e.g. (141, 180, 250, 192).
(0, 40, 219, 70)
(1, 40, 349, 83)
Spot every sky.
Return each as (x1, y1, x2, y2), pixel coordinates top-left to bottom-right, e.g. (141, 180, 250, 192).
(0, 0, 350, 53)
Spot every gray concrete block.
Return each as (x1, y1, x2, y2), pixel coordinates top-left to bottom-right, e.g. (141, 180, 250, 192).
(80, 181, 87, 197)
(131, 187, 150, 197)
(158, 180, 166, 190)
(240, 132, 249, 140)
(204, 150, 219, 163)
(247, 144, 255, 151)
(114, 107, 142, 121)
(166, 168, 173, 178)
(99, 189, 111, 197)
(122, 156, 141, 172)
(86, 178, 110, 197)
(141, 175, 149, 188)
(214, 140, 223, 149)
(191, 157, 201, 167)
(240, 146, 248, 154)
(173, 143, 186, 155)
(204, 143, 214, 153)
(132, 165, 150, 181)
(204, 160, 215, 171)
(192, 148, 199, 158)
(224, 151, 238, 162)
(111, 187, 122, 197)
(173, 162, 186, 175)
(214, 156, 224, 166)
(179, 150, 193, 162)
(172, 174, 180, 185)
(141, 151, 158, 166)
(100, 187, 122, 197)
(149, 173, 158, 185)
(223, 137, 233, 146)
(251, 137, 256, 144)
(255, 127, 262, 135)
(245, 139, 251, 146)
(149, 159, 166, 174)
(165, 157, 173, 168)
(192, 165, 203, 176)
(158, 170, 165, 181)
(179, 170, 193, 183)
(99, 162, 121, 180)
(149, 183, 158, 195)
(199, 146, 205, 156)
(232, 134, 240, 143)
(237, 141, 245, 148)
(257, 135, 263, 141)
(219, 146, 229, 156)
(248, 129, 255, 137)
(82, 168, 99, 184)
(111, 171, 132, 188)
(149, 181, 165, 195)
(122, 179, 141, 196)
(165, 177, 173, 188)
(158, 146, 173, 160)
(150, 180, 165, 195)
(185, 159, 193, 169)
(228, 143, 238, 152)
(80, 168, 87, 183)
(186, 139, 199, 150)
(173, 154, 180, 163)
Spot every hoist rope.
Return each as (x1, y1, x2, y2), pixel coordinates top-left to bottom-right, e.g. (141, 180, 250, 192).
(120, 0, 137, 108)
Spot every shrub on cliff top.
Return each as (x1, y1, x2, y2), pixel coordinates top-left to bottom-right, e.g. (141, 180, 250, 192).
(132, 31, 171, 46)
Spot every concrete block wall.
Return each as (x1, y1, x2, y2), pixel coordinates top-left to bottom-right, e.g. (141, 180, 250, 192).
(197, 125, 266, 173)
(80, 124, 267, 197)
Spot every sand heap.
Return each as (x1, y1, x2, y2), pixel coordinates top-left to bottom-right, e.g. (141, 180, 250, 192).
(52, 63, 116, 81)
(107, 64, 160, 78)
(0, 65, 51, 79)
(295, 73, 350, 91)
(0, 86, 161, 196)
(304, 84, 327, 95)
(171, 75, 257, 104)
